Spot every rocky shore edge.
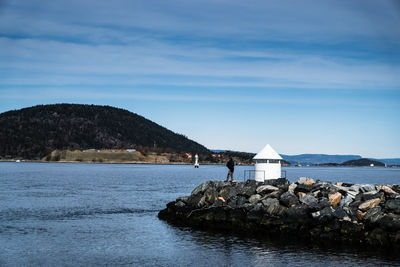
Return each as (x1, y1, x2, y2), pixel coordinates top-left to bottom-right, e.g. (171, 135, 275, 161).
(158, 178, 400, 248)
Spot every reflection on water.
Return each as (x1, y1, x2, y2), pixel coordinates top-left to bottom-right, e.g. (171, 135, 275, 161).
(0, 162, 399, 266)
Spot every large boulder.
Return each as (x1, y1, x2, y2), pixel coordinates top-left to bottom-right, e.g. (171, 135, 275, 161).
(329, 192, 342, 206)
(280, 192, 299, 207)
(299, 194, 319, 210)
(256, 185, 279, 194)
(385, 199, 400, 214)
(249, 194, 262, 204)
(219, 186, 237, 200)
(204, 187, 218, 204)
(191, 181, 216, 195)
(359, 198, 381, 212)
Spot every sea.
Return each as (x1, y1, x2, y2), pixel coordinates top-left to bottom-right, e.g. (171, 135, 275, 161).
(1, 162, 400, 266)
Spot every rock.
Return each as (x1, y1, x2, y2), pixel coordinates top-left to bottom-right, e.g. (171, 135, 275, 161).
(288, 183, 297, 194)
(379, 185, 398, 195)
(336, 182, 343, 186)
(191, 181, 215, 195)
(175, 200, 186, 208)
(329, 192, 342, 206)
(249, 194, 262, 204)
(263, 178, 290, 187)
(204, 187, 218, 204)
(263, 190, 282, 199)
(176, 196, 189, 203)
(333, 207, 347, 219)
(256, 185, 279, 194)
(361, 191, 382, 201)
(294, 184, 313, 194)
(359, 198, 381, 212)
(262, 198, 283, 215)
(359, 184, 376, 193)
(318, 197, 332, 209)
(298, 177, 312, 184)
(236, 196, 248, 206)
(385, 199, 400, 214)
(339, 195, 353, 207)
(237, 183, 257, 197)
(364, 206, 384, 224)
(262, 198, 279, 207)
(279, 192, 299, 207)
(297, 192, 307, 198)
(312, 190, 320, 198)
(311, 210, 320, 219)
(304, 179, 315, 185)
(379, 213, 400, 231)
(219, 186, 237, 200)
(318, 206, 335, 222)
(356, 210, 366, 220)
(187, 193, 204, 208)
(287, 204, 308, 219)
(299, 194, 318, 209)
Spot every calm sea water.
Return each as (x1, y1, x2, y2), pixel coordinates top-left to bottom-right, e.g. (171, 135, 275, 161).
(1, 162, 400, 266)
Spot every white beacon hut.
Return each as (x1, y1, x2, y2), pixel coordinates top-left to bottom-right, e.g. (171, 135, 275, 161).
(253, 144, 282, 182)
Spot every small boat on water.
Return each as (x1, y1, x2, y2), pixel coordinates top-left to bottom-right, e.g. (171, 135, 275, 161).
(15, 160, 21, 163)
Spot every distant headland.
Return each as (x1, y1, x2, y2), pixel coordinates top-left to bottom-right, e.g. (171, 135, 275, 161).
(0, 104, 399, 166)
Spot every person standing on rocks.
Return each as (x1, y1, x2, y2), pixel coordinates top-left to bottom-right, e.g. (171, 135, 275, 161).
(225, 157, 235, 182)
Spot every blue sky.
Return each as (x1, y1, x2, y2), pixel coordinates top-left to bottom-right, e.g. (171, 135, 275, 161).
(1, 0, 399, 157)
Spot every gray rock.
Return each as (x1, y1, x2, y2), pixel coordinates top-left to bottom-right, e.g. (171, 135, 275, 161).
(288, 183, 297, 194)
(204, 187, 218, 204)
(256, 185, 279, 194)
(299, 195, 318, 208)
(262, 190, 282, 199)
(187, 193, 203, 207)
(385, 199, 400, 214)
(294, 184, 313, 194)
(287, 205, 308, 218)
(279, 192, 298, 207)
(311, 210, 321, 219)
(317, 197, 331, 209)
(250, 203, 263, 212)
(359, 184, 376, 193)
(361, 191, 382, 201)
(249, 194, 262, 204)
(175, 200, 186, 208)
(191, 181, 215, 195)
(339, 195, 353, 207)
(237, 183, 257, 197)
(236, 196, 248, 206)
(262, 197, 279, 207)
(219, 186, 237, 200)
(263, 178, 290, 187)
(318, 206, 335, 222)
(365, 206, 384, 224)
(379, 213, 400, 231)
(332, 207, 347, 219)
(176, 196, 189, 203)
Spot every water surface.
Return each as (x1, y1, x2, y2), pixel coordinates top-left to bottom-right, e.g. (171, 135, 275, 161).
(0, 162, 399, 266)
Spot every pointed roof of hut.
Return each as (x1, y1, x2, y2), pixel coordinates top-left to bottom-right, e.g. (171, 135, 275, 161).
(253, 144, 282, 160)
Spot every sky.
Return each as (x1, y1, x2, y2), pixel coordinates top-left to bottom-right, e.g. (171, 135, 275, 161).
(0, 0, 399, 158)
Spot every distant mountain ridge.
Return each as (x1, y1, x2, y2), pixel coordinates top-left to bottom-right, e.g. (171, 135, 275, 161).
(0, 104, 209, 159)
(280, 154, 362, 165)
(211, 150, 400, 165)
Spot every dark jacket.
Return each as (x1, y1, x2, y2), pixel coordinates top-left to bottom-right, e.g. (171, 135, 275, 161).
(226, 159, 234, 172)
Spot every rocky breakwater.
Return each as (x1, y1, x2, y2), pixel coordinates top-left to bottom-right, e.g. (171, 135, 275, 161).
(158, 178, 400, 248)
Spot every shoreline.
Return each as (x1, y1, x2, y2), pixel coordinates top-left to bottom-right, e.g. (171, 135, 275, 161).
(0, 159, 397, 168)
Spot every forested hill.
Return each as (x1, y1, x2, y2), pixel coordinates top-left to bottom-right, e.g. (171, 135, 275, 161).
(0, 104, 209, 159)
